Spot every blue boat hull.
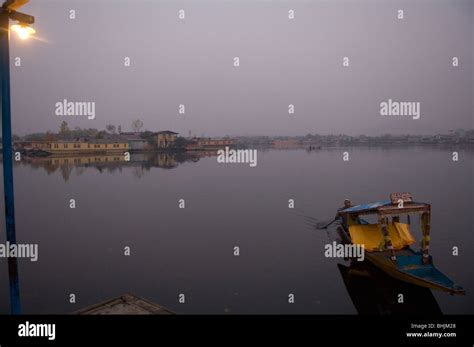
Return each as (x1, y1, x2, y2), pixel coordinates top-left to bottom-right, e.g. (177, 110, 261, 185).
(365, 248, 465, 295)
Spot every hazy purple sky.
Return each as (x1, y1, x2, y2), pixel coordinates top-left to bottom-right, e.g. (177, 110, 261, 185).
(8, 0, 473, 136)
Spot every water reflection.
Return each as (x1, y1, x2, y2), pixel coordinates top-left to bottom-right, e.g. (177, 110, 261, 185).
(338, 261, 442, 315)
(16, 152, 216, 181)
(2, 147, 470, 314)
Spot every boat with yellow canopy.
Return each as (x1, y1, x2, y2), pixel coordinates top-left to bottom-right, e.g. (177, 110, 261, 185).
(337, 193, 465, 295)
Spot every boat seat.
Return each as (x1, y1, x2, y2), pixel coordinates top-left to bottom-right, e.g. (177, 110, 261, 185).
(348, 222, 416, 252)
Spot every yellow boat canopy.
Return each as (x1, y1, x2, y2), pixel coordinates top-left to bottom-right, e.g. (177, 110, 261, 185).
(349, 222, 416, 252)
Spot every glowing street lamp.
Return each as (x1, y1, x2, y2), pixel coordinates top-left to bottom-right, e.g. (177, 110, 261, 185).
(1, 0, 36, 315)
(10, 22, 35, 39)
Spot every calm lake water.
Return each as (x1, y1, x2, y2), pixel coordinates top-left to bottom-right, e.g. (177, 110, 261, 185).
(0, 147, 472, 314)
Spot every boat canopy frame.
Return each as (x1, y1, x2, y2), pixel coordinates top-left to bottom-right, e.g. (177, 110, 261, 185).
(338, 196, 431, 264)
(338, 200, 430, 217)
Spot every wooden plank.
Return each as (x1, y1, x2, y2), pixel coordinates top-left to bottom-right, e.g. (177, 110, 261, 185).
(74, 294, 174, 315)
(377, 203, 430, 216)
(339, 203, 430, 216)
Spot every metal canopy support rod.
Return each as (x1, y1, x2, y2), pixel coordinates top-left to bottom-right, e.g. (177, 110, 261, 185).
(379, 216, 397, 263)
(0, 7, 21, 315)
(421, 212, 431, 265)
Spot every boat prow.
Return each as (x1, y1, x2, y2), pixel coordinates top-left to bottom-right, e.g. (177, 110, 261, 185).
(365, 249, 465, 295)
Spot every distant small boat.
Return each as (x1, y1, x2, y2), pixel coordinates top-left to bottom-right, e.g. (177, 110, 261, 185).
(336, 193, 465, 295)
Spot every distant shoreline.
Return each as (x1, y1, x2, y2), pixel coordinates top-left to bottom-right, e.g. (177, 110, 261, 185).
(0, 142, 470, 160)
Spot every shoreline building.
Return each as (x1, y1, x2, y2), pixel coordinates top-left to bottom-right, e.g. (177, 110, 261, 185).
(17, 140, 129, 154)
(156, 131, 179, 149)
(115, 132, 149, 151)
(272, 139, 302, 149)
(186, 138, 235, 151)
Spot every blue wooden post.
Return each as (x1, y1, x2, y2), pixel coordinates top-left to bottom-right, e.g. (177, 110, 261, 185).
(0, 8, 21, 315)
